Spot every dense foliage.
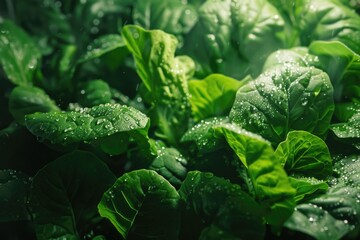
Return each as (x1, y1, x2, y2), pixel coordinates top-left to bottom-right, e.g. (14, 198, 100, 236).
(1, 0, 360, 239)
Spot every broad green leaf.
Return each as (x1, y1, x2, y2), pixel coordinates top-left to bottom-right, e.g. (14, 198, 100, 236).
(77, 80, 112, 107)
(30, 150, 116, 240)
(263, 47, 320, 71)
(98, 169, 181, 240)
(284, 155, 360, 239)
(229, 65, 334, 145)
(78, 34, 128, 64)
(9, 86, 60, 125)
(214, 123, 296, 226)
(331, 103, 360, 149)
(309, 41, 360, 101)
(122, 25, 192, 145)
(181, 117, 229, 152)
(288, 177, 328, 203)
(0, 170, 31, 222)
(293, 0, 360, 54)
(275, 131, 332, 180)
(181, 0, 285, 79)
(149, 148, 187, 188)
(133, 0, 197, 38)
(25, 103, 150, 155)
(188, 74, 245, 121)
(179, 171, 265, 239)
(0, 19, 41, 86)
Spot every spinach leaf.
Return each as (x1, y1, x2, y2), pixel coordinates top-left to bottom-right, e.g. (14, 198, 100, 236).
(284, 155, 360, 239)
(288, 177, 328, 203)
(76, 80, 112, 107)
(214, 123, 296, 226)
(181, 117, 229, 153)
(309, 41, 360, 101)
(275, 131, 332, 180)
(182, 0, 285, 79)
(9, 86, 60, 125)
(0, 19, 41, 86)
(188, 74, 247, 121)
(25, 103, 150, 155)
(263, 47, 320, 71)
(122, 25, 192, 145)
(230, 65, 334, 145)
(98, 169, 181, 240)
(293, 0, 360, 54)
(331, 103, 360, 149)
(179, 171, 266, 239)
(30, 150, 116, 240)
(149, 148, 188, 188)
(133, 0, 198, 39)
(78, 34, 128, 65)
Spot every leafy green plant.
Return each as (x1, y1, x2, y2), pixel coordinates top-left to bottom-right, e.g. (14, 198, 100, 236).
(1, 0, 360, 239)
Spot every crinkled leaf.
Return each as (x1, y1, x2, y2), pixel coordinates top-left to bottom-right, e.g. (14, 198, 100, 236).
(0, 19, 41, 86)
(122, 25, 191, 145)
(188, 74, 245, 121)
(284, 155, 360, 239)
(98, 169, 181, 240)
(288, 177, 328, 203)
(149, 148, 187, 188)
(25, 103, 150, 155)
(230, 65, 334, 145)
(76, 80, 112, 107)
(9, 86, 60, 125)
(30, 150, 116, 240)
(133, 0, 198, 38)
(181, 117, 229, 153)
(293, 0, 360, 54)
(179, 171, 265, 239)
(275, 131, 332, 180)
(0, 170, 31, 222)
(182, 0, 285, 79)
(214, 123, 296, 226)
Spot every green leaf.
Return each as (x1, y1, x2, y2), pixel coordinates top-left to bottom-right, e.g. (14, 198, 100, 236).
(0, 19, 41, 86)
(284, 155, 360, 239)
(179, 171, 266, 239)
(263, 47, 320, 71)
(133, 0, 198, 37)
(181, 0, 285, 79)
(98, 169, 181, 240)
(78, 34, 128, 64)
(77, 80, 112, 107)
(9, 86, 60, 125)
(149, 148, 187, 188)
(293, 0, 360, 54)
(181, 117, 229, 153)
(288, 177, 328, 203)
(309, 41, 360, 101)
(25, 103, 150, 155)
(275, 131, 332, 180)
(229, 65, 335, 145)
(0, 170, 31, 222)
(188, 74, 245, 121)
(214, 123, 296, 226)
(331, 103, 360, 149)
(30, 150, 116, 240)
(122, 25, 192, 145)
